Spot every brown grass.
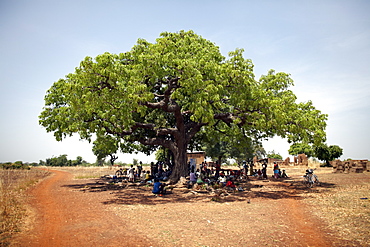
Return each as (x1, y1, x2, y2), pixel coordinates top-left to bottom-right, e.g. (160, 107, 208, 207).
(0, 168, 50, 246)
(299, 172, 370, 245)
(50, 166, 115, 179)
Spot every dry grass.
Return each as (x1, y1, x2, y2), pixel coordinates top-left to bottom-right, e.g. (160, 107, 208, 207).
(50, 166, 115, 179)
(300, 172, 370, 245)
(0, 168, 50, 246)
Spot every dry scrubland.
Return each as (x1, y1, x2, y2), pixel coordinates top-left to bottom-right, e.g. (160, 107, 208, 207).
(1, 165, 369, 246)
(302, 172, 370, 245)
(0, 169, 50, 246)
(51, 166, 115, 179)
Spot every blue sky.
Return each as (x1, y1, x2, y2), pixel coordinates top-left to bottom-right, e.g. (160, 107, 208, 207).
(1, 0, 369, 163)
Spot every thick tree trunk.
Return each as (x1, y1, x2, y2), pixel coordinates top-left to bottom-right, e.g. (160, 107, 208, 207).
(218, 156, 222, 167)
(169, 142, 188, 184)
(166, 149, 175, 169)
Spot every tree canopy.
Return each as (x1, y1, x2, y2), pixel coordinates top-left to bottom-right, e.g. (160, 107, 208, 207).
(288, 142, 314, 157)
(314, 144, 343, 166)
(39, 155, 87, 167)
(39, 30, 327, 182)
(267, 151, 283, 160)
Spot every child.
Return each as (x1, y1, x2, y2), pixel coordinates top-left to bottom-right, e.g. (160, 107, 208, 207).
(140, 169, 146, 182)
(145, 170, 151, 182)
(281, 170, 289, 178)
(218, 174, 227, 185)
(188, 168, 197, 188)
(128, 165, 135, 182)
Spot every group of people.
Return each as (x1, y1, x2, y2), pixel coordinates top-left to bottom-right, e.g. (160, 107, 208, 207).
(117, 160, 290, 196)
(150, 161, 172, 181)
(188, 164, 238, 190)
(272, 162, 289, 179)
(116, 161, 172, 184)
(114, 161, 172, 196)
(187, 161, 289, 187)
(243, 162, 289, 180)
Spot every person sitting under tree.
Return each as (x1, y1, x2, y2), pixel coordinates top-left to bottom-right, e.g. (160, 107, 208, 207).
(145, 170, 151, 181)
(152, 179, 165, 196)
(281, 169, 289, 178)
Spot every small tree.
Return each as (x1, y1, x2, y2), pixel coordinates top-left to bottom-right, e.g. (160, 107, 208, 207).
(71, 156, 83, 166)
(267, 151, 283, 160)
(92, 134, 119, 166)
(314, 144, 343, 166)
(288, 142, 314, 157)
(133, 158, 138, 166)
(202, 133, 258, 165)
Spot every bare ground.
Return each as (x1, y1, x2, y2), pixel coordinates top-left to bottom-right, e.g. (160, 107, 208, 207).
(11, 168, 365, 247)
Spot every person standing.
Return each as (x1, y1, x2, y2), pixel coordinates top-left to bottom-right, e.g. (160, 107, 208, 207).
(249, 161, 254, 176)
(262, 162, 267, 179)
(215, 161, 221, 179)
(150, 162, 156, 178)
(273, 162, 279, 179)
(128, 165, 135, 182)
(243, 161, 248, 176)
(137, 161, 143, 178)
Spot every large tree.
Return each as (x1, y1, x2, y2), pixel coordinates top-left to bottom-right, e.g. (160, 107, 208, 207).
(39, 30, 327, 183)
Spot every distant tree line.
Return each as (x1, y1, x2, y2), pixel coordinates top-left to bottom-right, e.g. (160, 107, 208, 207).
(1, 155, 153, 170)
(38, 155, 89, 167)
(288, 143, 343, 166)
(0, 161, 32, 170)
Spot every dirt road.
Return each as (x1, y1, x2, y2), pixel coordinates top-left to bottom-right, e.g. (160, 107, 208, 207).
(14, 170, 151, 247)
(13, 169, 346, 246)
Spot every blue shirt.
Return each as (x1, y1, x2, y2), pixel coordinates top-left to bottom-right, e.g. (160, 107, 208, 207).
(152, 182, 162, 193)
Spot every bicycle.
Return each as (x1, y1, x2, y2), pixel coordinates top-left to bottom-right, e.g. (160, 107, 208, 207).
(115, 168, 126, 177)
(303, 169, 320, 188)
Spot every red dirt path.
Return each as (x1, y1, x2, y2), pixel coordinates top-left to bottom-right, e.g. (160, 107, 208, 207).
(12, 169, 346, 247)
(14, 170, 151, 247)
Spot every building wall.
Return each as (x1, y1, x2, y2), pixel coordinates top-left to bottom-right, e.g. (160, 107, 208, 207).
(187, 152, 205, 168)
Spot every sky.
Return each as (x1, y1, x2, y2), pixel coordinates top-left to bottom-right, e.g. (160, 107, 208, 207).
(0, 0, 369, 164)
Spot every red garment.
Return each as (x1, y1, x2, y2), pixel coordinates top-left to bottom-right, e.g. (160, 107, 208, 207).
(226, 181, 236, 188)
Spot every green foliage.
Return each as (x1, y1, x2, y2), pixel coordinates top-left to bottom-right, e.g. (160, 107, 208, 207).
(92, 134, 120, 160)
(155, 148, 166, 162)
(0, 162, 30, 170)
(39, 30, 328, 182)
(288, 142, 314, 157)
(314, 144, 343, 166)
(201, 133, 257, 164)
(328, 145, 343, 160)
(267, 150, 283, 160)
(40, 154, 88, 167)
(132, 159, 138, 166)
(253, 145, 267, 160)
